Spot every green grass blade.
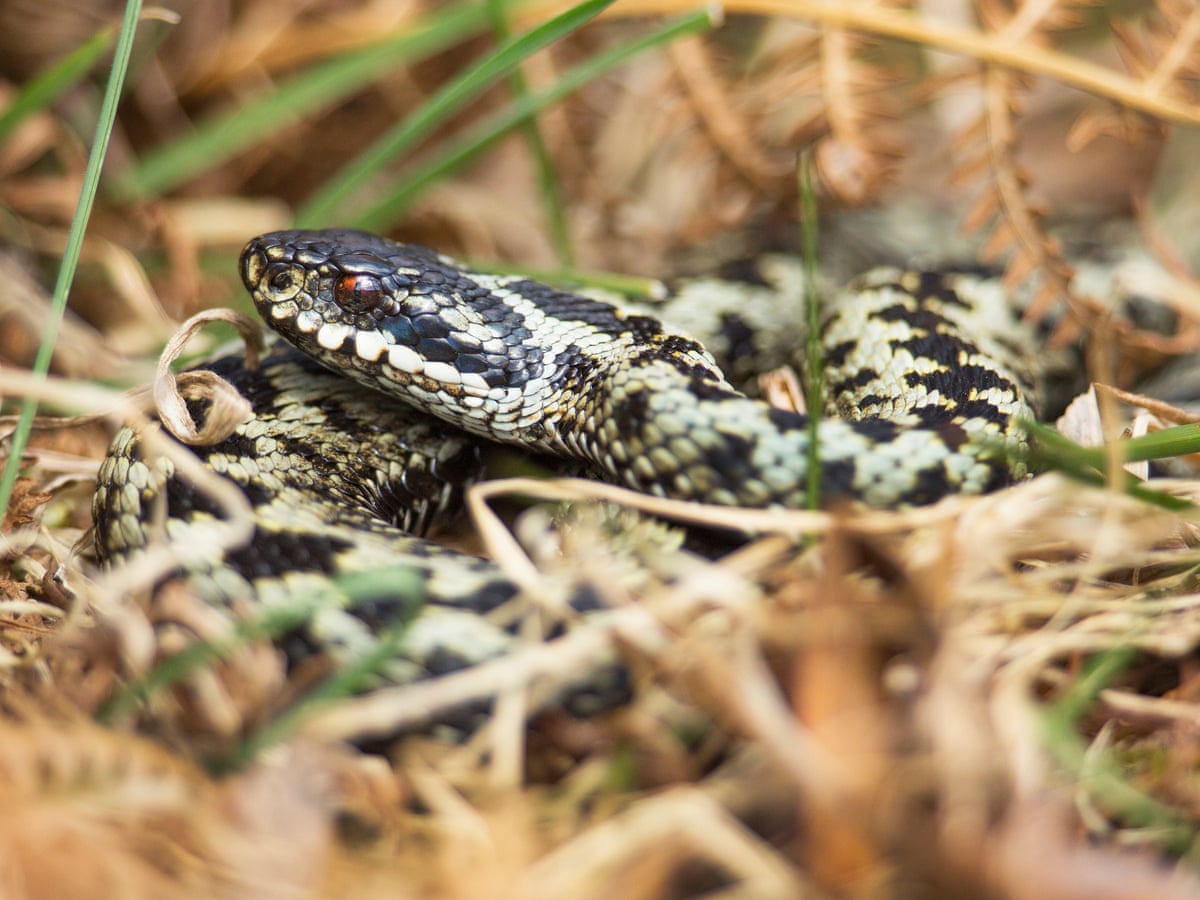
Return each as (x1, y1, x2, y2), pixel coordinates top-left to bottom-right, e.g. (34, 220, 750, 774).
(117, 1, 500, 200)
(0, 0, 143, 522)
(97, 564, 424, 731)
(1031, 419, 1200, 469)
(1022, 422, 1193, 512)
(0, 23, 118, 144)
(219, 626, 413, 770)
(1043, 646, 1199, 855)
(351, 8, 718, 232)
(296, 0, 616, 227)
(471, 259, 665, 297)
(1047, 643, 1139, 725)
(221, 607, 420, 768)
(800, 154, 822, 512)
(486, 0, 574, 264)
(95, 591, 332, 725)
(1114, 421, 1200, 462)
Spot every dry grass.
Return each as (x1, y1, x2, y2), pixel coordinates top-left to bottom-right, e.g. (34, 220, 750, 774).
(2, 1, 1200, 897)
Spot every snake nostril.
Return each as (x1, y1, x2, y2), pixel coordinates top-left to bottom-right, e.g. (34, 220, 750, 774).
(264, 261, 299, 297)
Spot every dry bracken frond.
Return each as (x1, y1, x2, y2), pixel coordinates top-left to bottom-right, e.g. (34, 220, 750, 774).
(946, 0, 1108, 326)
(1070, 1, 1199, 148)
(812, 0, 908, 204)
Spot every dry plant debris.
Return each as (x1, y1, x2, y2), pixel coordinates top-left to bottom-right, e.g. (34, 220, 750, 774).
(1, 1, 1200, 897)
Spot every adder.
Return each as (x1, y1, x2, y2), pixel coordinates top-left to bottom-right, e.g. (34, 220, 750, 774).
(92, 229, 1036, 726)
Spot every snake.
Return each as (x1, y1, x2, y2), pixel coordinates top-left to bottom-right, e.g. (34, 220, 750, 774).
(91, 229, 1036, 730)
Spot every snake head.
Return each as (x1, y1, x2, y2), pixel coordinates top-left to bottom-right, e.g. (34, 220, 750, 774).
(240, 229, 612, 451)
(241, 229, 537, 394)
(242, 229, 415, 326)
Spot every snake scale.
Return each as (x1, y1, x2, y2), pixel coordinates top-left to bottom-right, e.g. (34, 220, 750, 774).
(92, 229, 1035, 728)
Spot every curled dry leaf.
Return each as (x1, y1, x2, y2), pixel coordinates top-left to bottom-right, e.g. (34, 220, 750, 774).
(153, 309, 263, 446)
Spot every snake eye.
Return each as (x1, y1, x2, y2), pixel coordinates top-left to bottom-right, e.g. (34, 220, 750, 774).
(334, 274, 384, 313)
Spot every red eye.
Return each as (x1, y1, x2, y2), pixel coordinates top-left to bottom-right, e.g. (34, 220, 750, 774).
(333, 274, 384, 312)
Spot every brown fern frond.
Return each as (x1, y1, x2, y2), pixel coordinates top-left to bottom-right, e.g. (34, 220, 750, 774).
(733, 10, 911, 206)
(1064, 105, 1161, 152)
(668, 35, 786, 191)
(1112, 0, 1200, 93)
(943, 0, 1114, 324)
(978, 0, 1099, 38)
(626, 0, 1200, 125)
(953, 80, 1075, 322)
(1071, 0, 1200, 148)
(739, 21, 828, 146)
(813, 1, 908, 204)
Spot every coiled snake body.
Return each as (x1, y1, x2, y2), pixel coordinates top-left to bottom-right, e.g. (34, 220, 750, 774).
(93, 230, 1035, 724)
